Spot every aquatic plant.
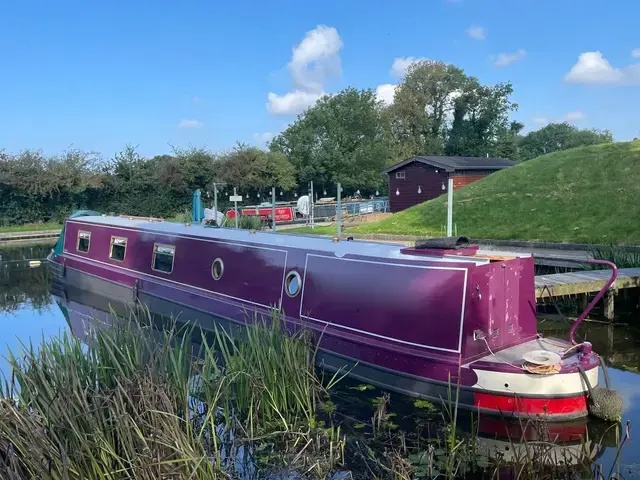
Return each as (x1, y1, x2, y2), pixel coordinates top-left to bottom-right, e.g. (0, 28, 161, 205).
(590, 244, 640, 269)
(0, 308, 346, 479)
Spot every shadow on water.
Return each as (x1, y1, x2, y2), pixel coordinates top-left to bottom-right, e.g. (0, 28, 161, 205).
(2, 241, 640, 478)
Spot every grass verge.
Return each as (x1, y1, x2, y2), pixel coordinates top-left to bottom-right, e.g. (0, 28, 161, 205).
(0, 222, 62, 233)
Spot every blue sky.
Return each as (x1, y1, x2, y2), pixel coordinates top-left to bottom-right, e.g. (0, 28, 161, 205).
(1, 0, 639, 158)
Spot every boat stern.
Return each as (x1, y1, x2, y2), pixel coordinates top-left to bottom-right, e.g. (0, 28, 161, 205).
(467, 337, 599, 420)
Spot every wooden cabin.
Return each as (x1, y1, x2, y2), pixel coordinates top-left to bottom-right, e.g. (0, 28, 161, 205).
(384, 155, 514, 213)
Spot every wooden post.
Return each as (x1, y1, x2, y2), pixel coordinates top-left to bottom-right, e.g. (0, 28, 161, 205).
(579, 294, 588, 314)
(604, 289, 615, 321)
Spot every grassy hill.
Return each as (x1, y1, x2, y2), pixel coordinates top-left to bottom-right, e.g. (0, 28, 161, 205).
(352, 141, 640, 244)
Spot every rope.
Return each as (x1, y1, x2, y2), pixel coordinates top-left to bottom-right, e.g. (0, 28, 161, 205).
(482, 337, 585, 376)
(522, 362, 561, 375)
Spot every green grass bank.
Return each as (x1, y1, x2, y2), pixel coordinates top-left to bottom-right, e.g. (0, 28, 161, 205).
(298, 142, 640, 244)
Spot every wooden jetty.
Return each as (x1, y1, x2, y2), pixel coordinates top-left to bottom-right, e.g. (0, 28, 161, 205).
(535, 268, 640, 320)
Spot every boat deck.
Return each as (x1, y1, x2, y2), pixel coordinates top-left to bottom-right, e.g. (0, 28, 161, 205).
(471, 336, 569, 368)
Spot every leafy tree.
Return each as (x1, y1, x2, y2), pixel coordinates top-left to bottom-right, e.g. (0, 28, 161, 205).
(270, 87, 391, 194)
(445, 83, 519, 158)
(389, 61, 471, 158)
(518, 123, 613, 161)
(214, 144, 296, 198)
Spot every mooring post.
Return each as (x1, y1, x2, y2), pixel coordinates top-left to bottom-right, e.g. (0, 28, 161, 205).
(605, 289, 615, 321)
(579, 294, 588, 314)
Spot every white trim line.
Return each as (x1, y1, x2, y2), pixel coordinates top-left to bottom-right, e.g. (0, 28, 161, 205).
(299, 253, 468, 353)
(66, 220, 288, 254)
(63, 251, 286, 311)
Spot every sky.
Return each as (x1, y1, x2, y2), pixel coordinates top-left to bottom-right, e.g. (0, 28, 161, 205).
(1, 0, 639, 158)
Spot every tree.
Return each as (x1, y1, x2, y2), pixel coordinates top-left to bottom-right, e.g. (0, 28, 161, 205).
(389, 61, 472, 158)
(518, 123, 613, 161)
(388, 61, 519, 161)
(270, 87, 391, 194)
(445, 83, 519, 158)
(213, 144, 296, 197)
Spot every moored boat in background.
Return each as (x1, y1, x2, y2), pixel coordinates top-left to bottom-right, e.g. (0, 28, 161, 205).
(48, 211, 614, 420)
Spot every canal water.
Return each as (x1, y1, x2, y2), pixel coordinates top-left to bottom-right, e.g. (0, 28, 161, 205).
(2, 241, 640, 477)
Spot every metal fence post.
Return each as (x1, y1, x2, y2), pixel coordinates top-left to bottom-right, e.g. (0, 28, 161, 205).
(337, 183, 342, 238)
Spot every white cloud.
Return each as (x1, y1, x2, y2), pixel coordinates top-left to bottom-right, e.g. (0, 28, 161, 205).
(531, 117, 550, 126)
(288, 25, 343, 93)
(266, 90, 323, 115)
(375, 83, 397, 105)
(253, 132, 275, 145)
(267, 25, 343, 115)
(492, 49, 526, 67)
(178, 119, 203, 129)
(564, 111, 587, 122)
(466, 26, 486, 41)
(632, 48, 640, 58)
(390, 56, 430, 78)
(564, 52, 626, 85)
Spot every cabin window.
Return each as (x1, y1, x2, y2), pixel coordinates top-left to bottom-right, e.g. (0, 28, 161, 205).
(109, 236, 127, 262)
(395, 171, 405, 179)
(152, 244, 175, 273)
(77, 231, 91, 253)
(285, 271, 302, 297)
(211, 258, 224, 280)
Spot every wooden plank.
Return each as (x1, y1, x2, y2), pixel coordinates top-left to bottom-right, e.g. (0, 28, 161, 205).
(535, 267, 640, 298)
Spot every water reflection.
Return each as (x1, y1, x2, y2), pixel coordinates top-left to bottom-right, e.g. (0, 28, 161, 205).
(1, 242, 640, 476)
(0, 242, 53, 312)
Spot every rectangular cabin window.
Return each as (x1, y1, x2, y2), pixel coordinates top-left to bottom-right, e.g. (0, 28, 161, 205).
(152, 243, 175, 274)
(109, 236, 127, 262)
(395, 171, 405, 179)
(77, 231, 91, 253)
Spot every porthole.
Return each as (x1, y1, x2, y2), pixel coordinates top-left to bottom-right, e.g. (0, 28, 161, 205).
(211, 258, 224, 280)
(285, 271, 302, 297)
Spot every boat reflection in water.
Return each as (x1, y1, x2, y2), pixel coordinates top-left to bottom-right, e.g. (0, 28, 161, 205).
(53, 286, 615, 470)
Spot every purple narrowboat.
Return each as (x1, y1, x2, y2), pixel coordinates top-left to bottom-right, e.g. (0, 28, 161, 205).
(49, 213, 609, 420)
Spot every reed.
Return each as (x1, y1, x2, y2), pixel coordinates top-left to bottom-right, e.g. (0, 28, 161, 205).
(0, 308, 346, 479)
(590, 244, 640, 268)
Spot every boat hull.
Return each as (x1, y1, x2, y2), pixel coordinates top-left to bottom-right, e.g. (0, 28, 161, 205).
(54, 263, 596, 421)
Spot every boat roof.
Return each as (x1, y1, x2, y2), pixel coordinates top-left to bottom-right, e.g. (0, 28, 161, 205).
(69, 216, 531, 266)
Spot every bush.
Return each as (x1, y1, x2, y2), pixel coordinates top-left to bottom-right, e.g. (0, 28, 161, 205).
(236, 214, 263, 230)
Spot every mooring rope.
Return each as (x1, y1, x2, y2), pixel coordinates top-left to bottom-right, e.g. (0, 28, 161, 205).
(482, 337, 586, 375)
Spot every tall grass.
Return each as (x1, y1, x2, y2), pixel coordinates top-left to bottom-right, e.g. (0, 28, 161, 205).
(0, 308, 346, 479)
(0, 304, 630, 479)
(590, 244, 640, 268)
(235, 214, 264, 231)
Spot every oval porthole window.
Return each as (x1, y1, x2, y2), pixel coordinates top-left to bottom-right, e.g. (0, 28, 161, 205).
(211, 258, 224, 280)
(285, 271, 302, 297)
